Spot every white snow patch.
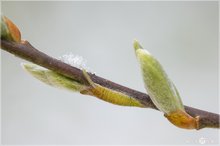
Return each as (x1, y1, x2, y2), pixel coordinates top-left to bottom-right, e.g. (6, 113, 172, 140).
(59, 53, 93, 73)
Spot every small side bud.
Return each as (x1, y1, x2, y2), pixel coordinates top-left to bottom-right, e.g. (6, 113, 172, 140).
(22, 63, 86, 92)
(81, 69, 144, 107)
(1, 15, 21, 42)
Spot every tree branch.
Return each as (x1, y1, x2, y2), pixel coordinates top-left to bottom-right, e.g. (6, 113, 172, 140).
(1, 40, 219, 130)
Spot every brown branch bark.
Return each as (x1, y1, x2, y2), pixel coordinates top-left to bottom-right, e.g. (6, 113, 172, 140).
(1, 40, 219, 130)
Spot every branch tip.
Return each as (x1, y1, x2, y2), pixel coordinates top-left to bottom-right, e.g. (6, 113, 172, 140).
(1, 15, 21, 43)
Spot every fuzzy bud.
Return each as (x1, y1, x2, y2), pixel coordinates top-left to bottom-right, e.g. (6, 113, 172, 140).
(134, 40, 198, 129)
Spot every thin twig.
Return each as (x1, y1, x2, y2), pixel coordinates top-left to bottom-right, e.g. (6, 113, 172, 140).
(1, 40, 219, 129)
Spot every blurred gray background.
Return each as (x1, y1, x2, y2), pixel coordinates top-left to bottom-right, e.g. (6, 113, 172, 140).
(1, 1, 219, 145)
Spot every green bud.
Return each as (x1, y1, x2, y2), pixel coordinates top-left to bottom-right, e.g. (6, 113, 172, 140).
(134, 40, 184, 114)
(22, 63, 86, 92)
